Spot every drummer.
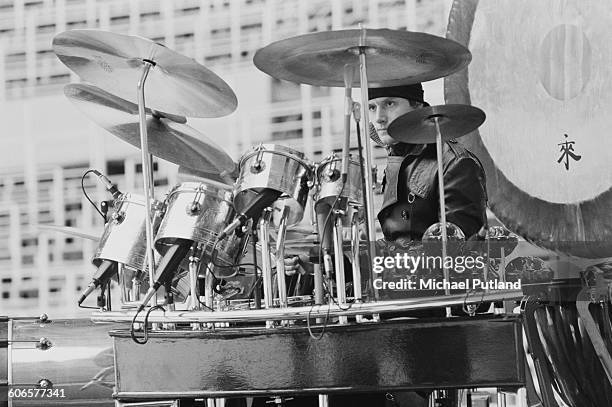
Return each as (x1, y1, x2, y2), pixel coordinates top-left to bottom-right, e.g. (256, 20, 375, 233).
(271, 83, 489, 407)
(285, 83, 487, 275)
(368, 82, 487, 242)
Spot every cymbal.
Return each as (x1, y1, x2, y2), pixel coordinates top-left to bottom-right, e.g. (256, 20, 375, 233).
(65, 83, 237, 175)
(387, 104, 486, 144)
(253, 29, 471, 87)
(177, 165, 236, 186)
(53, 29, 237, 118)
(37, 224, 100, 241)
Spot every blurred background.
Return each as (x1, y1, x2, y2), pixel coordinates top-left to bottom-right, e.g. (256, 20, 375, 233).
(0, 0, 452, 317)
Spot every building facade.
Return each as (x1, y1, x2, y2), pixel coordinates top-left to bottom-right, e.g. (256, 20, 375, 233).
(0, 0, 449, 316)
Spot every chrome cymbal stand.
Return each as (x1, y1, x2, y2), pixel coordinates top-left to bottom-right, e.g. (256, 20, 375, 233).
(136, 61, 157, 308)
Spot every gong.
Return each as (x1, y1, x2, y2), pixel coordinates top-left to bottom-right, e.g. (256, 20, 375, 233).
(446, 0, 612, 258)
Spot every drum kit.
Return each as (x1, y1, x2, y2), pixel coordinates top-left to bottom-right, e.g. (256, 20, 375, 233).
(3, 9, 602, 407)
(50, 26, 490, 320)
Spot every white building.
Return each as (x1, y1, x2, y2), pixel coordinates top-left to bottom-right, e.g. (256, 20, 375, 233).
(0, 0, 449, 316)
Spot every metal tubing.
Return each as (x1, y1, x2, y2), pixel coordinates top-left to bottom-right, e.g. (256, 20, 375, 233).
(433, 117, 452, 318)
(275, 206, 290, 308)
(250, 227, 262, 309)
(351, 209, 364, 322)
(204, 264, 215, 310)
(132, 270, 143, 302)
(350, 209, 363, 302)
(318, 394, 329, 407)
(136, 61, 157, 307)
(188, 257, 200, 311)
(313, 264, 324, 305)
(500, 247, 513, 313)
(118, 263, 130, 303)
(333, 215, 348, 324)
(357, 27, 377, 295)
(576, 289, 612, 385)
(91, 289, 523, 324)
(258, 212, 274, 310)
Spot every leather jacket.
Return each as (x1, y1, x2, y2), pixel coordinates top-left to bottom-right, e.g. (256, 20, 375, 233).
(378, 141, 487, 241)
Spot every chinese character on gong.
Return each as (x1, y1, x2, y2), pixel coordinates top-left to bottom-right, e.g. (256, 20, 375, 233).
(557, 134, 581, 171)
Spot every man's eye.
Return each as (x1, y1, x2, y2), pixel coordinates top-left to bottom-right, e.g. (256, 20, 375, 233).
(368, 105, 376, 112)
(386, 101, 395, 107)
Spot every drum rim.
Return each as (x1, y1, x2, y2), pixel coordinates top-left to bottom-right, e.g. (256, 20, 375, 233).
(116, 192, 147, 205)
(238, 144, 312, 173)
(315, 154, 363, 176)
(167, 181, 233, 200)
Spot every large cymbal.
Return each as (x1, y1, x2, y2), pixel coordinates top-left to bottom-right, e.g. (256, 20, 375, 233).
(53, 29, 237, 118)
(387, 104, 485, 144)
(65, 83, 237, 175)
(253, 29, 471, 87)
(37, 224, 100, 241)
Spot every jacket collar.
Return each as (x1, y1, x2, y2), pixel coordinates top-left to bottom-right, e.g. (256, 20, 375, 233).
(386, 142, 428, 157)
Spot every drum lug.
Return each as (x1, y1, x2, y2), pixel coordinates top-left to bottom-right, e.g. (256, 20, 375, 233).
(250, 160, 266, 173)
(9, 336, 53, 350)
(37, 337, 53, 350)
(37, 378, 53, 388)
(151, 199, 165, 213)
(10, 314, 51, 323)
(186, 202, 202, 215)
(111, 211, 125, 224)
(251, 145, 266, 173)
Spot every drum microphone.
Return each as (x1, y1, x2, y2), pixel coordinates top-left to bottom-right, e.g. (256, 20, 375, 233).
(137, 239, 193, 312)
(217, 189, 282, 240)
(91, 169, 122, 200)
(315, 201, 336, 276)
(78, 260, 118, 305)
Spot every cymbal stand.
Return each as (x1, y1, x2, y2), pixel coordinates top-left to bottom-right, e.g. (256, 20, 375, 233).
(137, 61, 157, 308)
(356, 26, 377, 287)
(499, 247, 514, 313)
(350, 207, 364, 323)
(274, 206, 291, 308)
(132, 270, 143, 302)
(258, 208, 275, 328)
(340, 62, 365, 319)
(332, 209, 348, 325)
(202, 263, 216, 330)
(118, 263, 130, 302)
(310, 196, 326, 324)
(188, 243, 204, 311)
(432, 116, 452, 318)
(204, 264, 215, 310)
(251, 224, 262, 309)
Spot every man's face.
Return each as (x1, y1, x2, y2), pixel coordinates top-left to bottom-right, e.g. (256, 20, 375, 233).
(368, 97, 420, 146)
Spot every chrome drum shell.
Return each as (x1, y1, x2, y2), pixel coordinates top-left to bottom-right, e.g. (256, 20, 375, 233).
(315, 154, 363, 206)
(5, 318, 117, 406)
(93, 193, 158, 271)
(154, 181, 247, 270)
(234, 144, 312, 226)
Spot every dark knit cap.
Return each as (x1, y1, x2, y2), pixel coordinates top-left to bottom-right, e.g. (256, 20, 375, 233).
(368, 83, 429, 106)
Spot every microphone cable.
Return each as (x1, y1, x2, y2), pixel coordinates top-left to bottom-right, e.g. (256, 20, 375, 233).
(81, 169, 106, 220)
(130, 304, 166, 345)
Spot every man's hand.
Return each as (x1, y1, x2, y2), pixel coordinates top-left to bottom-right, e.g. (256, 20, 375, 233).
(283, 254, 315, 276)
(284, 255, 302, 276)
